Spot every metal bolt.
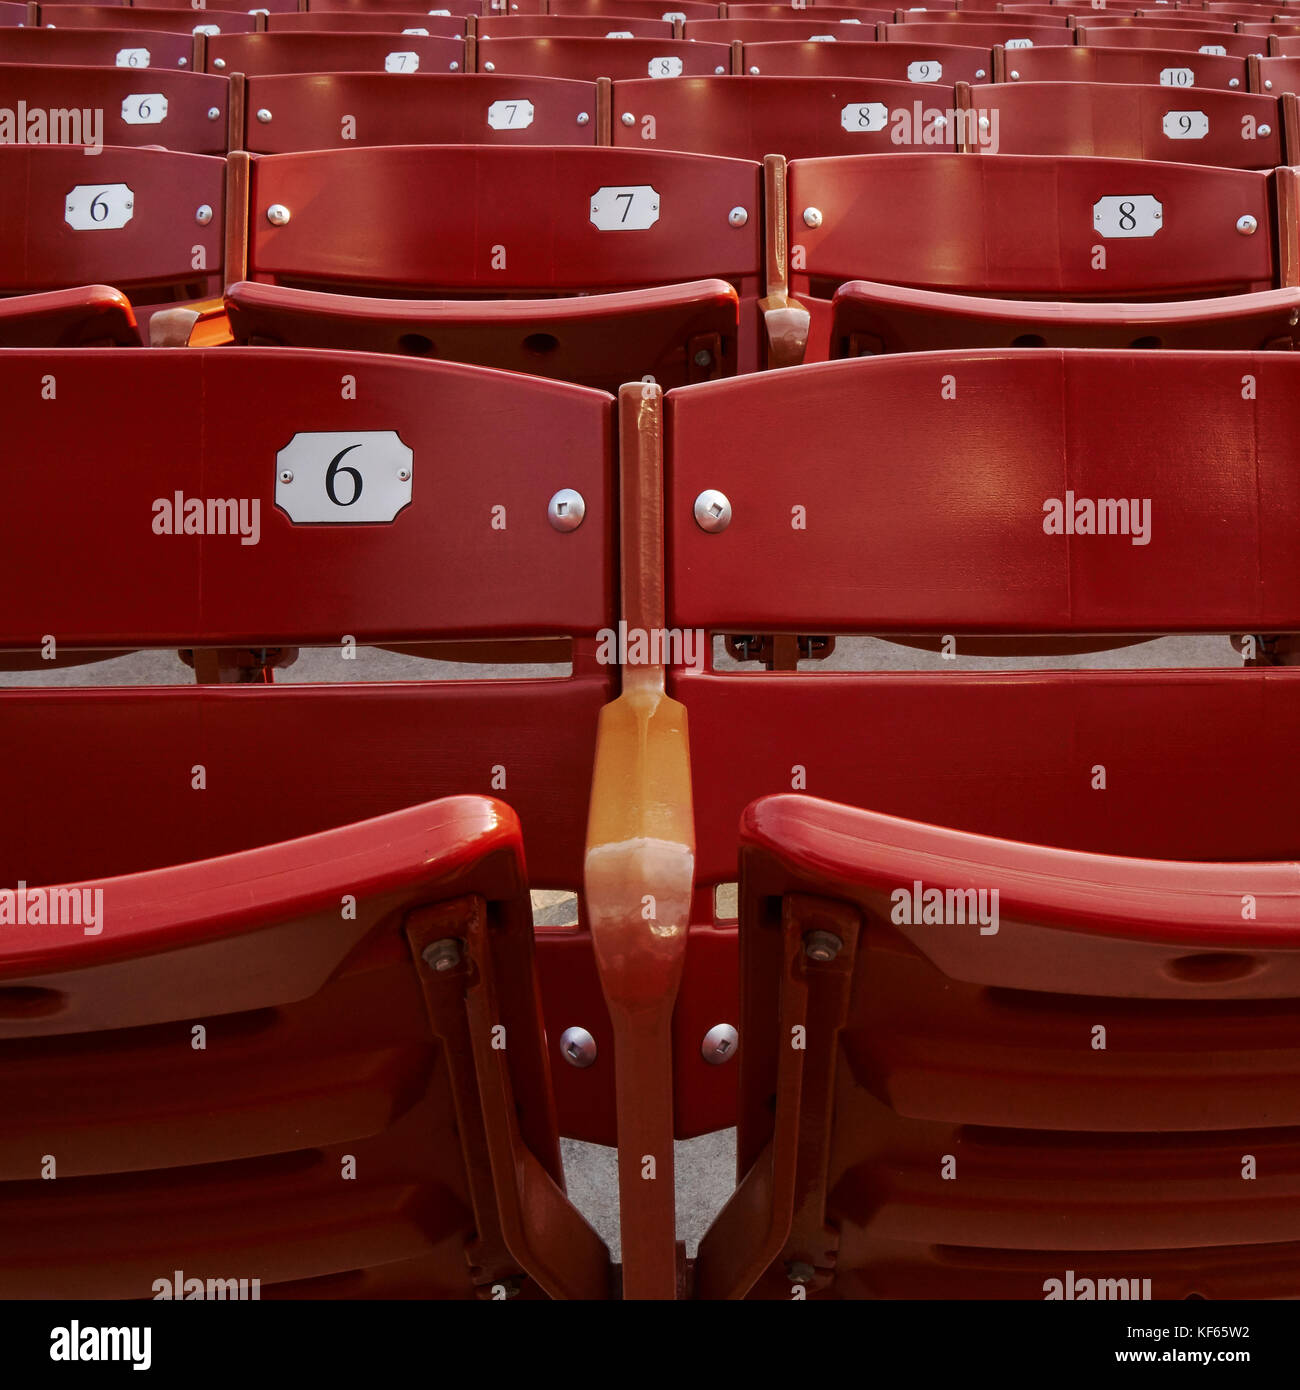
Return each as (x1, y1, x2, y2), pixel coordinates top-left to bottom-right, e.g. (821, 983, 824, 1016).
(1237, 214, 1258, 236)
(266, 203, 291, 225)
(1009, 69, 1020, 80)
(693, 348, 713, 368)
(975, 68, 986, 78)
(559, 1026, 597, 1067)
(256, 107, 272, 123)
(802, 206, 823, 228)
(1260, 124, 1272, 137)
(278, 469, 293, 484)
(484, 60, 495, 70)
(1265, 79, 1275, 91)
(978, 115, 989, 130)
(714, 64, 725, 73)
(621, 112, 635, 126)
(701, 1023, 738, 1064)
(1230, 77, 1240, 87)
(206, 106, 221, 120)
(449, 60, 459, 70)
(748, 64, 759, 74)
(787, 1261, 816, 1284)
(213, 57, 225, 68)
(179, 57, 188, 65)
(577, 112, 590, 125)
(547, 488, 586, 532)
(693, 489, 731, 533)
(803, 930, 842, 963)
(728, 206, 748, 227)
(422, 938, 462, 972)
(195, 204, 213, 224)
(398, 467, 411, 482)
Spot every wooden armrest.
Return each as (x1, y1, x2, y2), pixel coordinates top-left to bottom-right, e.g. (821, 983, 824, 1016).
(149, 299, 232, 347)
(759, 290, 810, 369)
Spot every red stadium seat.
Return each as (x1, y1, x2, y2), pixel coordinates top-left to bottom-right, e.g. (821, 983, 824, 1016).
(894, 6, 1069, 23)
(964, 80, 1290, 167)
(725, 4, 893, 17)
(0, 145, 225, 320)
(881, 20, 1076, 44)
(0, 63, 231, 153)
(213, 144, 768, 380)
(549, 0, 719, 17)
(237, 72, 601, 152)
(0, 26, 198, 68)
(610, 74, 959, 157)
(476, 35, 732, 77)
(205, 32, 467, 76)
(683, 17, 881, 40)
(36, 6, 258, 34)
(998, 41, 1249, 87)
(477, 14, 676, 35)
(1252, 53, 1300, 92)
(1076, 24, 1267, 56)
(0, 285, 139, 345)
(0, 2, 26, 22)
(743, 37, 994, 80)
(266, 12, 469, 35)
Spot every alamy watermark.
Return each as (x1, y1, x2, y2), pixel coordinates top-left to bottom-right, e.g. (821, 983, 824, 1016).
(0, 882, 102, 935)
(0, 104, 103, 150)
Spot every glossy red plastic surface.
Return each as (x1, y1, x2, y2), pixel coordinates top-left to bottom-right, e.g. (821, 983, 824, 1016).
(0, 26, 196, 67)
(205, 31, 467, 75)
(40, 6, 256, 33)
(476, 36, 732, 77)
(0, 284, 139, 345)
(743, 37, 995, 80)
(1077, 22, 1265, 55)
(998, 42, 1249, 88)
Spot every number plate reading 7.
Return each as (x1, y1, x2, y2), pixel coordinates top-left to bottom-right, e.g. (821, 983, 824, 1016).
(590, 185, 660, 230)
(275, 432, 413, 524)
(487, 98, 534, 129)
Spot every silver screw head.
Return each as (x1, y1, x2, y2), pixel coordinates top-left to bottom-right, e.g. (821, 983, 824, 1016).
(422, 938, 462, 972)
(266, 203, 291, 226)
(748, 64, 759, 74)
(728, 206, 748, 227)
(1260, 124, 1272, 136)
(701, 1023, 738, 1064)
(1237, 214, 1258, 236)
(802, 206, 823, 228)
(397, 467, 411, 482)
(213, 57, 225, 68)
(278, 468, 294, 484)
(195, 204, 213, 225)
(621, 112, 635, 125)
(560, 1026, 597, 1067)
(484, 60, 495, 70)
(206, 106, 221, 120)
(1230, 77, 1240, 87)
(577, 111, 590, 124)
(693, 489, 732, 533)
(449, 60, 459, 70)
(804, 929, 843, 963)
(256, 107, 272, 123)
(548, 488, 586, 532)
(1009, 69, 1020, 80)
(975, 68, 986, 77)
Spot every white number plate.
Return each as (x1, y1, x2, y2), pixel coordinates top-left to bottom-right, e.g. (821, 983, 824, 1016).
(115, 47, 151, 68)
(590, 184, 660, 231)
(487, 98, 535, 130)
(1198, 44, 1227, 55)
(1005, 37, 1034, 48)
(401, 27, 430, 35)
(648, 56, 683, 77)
(809, 35, 837, 41)
(841, 102, 888, 132)
(65, 183, 134, 230)
(1162, 110, 1208, 140)
(275, 432, 413, 524)
(121, 93, 168, 125)
(1092, 195, 1163, 238)
(1160, 67, 1195, 86)
(606, 29, 634, 37)
(662, 11, 686, 21)
(385, 50, 420, 72)
(907, 60, 942, 82)
(193, 24, 220, 36)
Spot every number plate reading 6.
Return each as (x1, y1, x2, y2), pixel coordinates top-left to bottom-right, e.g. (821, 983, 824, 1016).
(385, 50, 420, 71)
(65, 184, 134, 230)
(275, 432, 413, 524)
(841, 102, 888, 132)
(115, 47, 151, 68)
(121, 93, 168, 125)
(648, 56, 683, 77)
(1160, 67, 1194, 86)
(590, 185, 660, 230)
(487, 98, 535, 129)
(907, 60, 942, 82)
(1162, 110, 1208, 139)
(1092, 195, 1163, 238)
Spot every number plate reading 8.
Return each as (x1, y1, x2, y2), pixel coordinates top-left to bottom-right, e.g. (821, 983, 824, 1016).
(841, 102, 888, 132)
(648, 56, 683, 77)
(121, 93, 168, 125)
(1162, 110, 1208, 139)
(115, 48, 151, 68)
(275, 432, 413, 524)
(487, 98, 535, 129)
(65, 184, 134, 230)
(590, 185, 660, 231)
(1092, 195, 1163, 238)
(385, 51, 420, 71)
(1160, 67, 1195, 86)
(907, 60, 942, 82)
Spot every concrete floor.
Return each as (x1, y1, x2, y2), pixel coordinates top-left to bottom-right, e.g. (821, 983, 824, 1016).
(0, 633, 1240, 1249)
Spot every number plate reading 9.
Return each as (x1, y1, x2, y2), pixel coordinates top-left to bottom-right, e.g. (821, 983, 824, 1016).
(65, 184, 134, 230)
(275, 432, 413, 524)
(590, 185, 660, 230)
(907, 61, 941, 82)
(1092, 195, 1163, 238)
(1162, 110, 1208, 139)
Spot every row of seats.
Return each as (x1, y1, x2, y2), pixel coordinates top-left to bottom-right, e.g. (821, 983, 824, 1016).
(2, 346, 1297, 1298)
(2, 64, 1295, 163)
(4, 144, 1298, 376)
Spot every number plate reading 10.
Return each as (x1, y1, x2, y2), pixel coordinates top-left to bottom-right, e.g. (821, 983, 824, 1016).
(1160, 67, 1195, 86)
(590, 185, 660, 231)
(1092, 195, 1163, 238)
(487, 99, 535, 129)
(1162, 110, 1208, 140)
(121, 93, 168, 125)
(275, 432, 413, 524)
(65, 184, 134, 230)
(841, 102, 889, 132)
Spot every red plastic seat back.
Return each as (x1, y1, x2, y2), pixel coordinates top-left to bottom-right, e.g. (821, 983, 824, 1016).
(742, 38, 994, 82)
(998, 42, 1249, 89)
(205, 32, 467, 76)
(476, 35, 731, 78)
(1077, 23, 1265, 57)
(0, 27, 196, 68)
(683, 17, 880, 41)
(41, 6, 257, 33)
(882, 19, 1075, 45)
